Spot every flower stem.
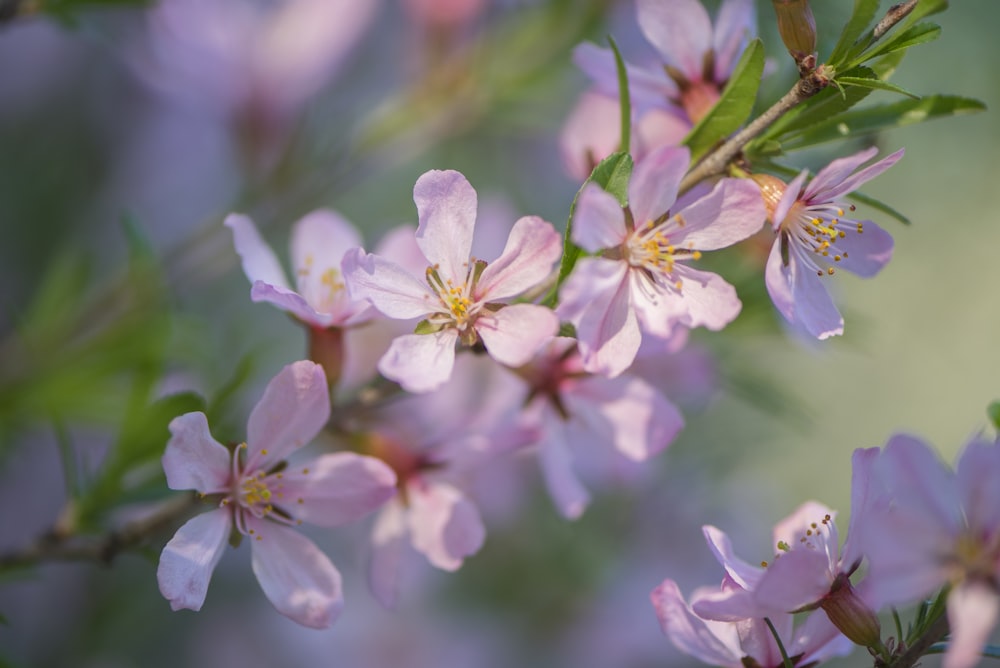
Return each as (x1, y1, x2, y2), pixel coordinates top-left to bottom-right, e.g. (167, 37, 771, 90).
(887, 613, 950, 668)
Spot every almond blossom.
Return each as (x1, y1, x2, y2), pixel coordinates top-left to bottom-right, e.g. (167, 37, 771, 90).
(510, 336, 684, 519)
(651, 577, 852, 668)
(557, 145, 765, 377)
(755, 147, 903, 339)
(693, 448, 883, 647)
(860, 434, 1000, 668)
(342, 169, 561, 393)
(156, 361, 397, 628)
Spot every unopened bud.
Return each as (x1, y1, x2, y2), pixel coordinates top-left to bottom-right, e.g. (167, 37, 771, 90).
(772, 0, 817, 65)
(750, 173, 788, 224)
(819, 573, 882, 648)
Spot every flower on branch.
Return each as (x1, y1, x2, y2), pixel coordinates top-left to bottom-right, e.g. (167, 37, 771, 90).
(755, 147, 903, 339)
(342, 169, 561, 393)
(557, 145, 765, 377)
(156, 360, 397, 628)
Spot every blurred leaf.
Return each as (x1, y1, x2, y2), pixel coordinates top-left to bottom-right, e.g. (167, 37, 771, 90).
(608, 36, 631, 156)
(683, 39, 764, 163)
(828, 0, 880, 68)
(837, 75, 918, 99)
(206, 353, 256, 427)
(848, 23, 941, 69)
(776, 95, 986, 151)
(847, 190, 911, 225)
(988, 401, 1000, 431)
(75, 391, 205, 528)
(42, 0, 154, 23)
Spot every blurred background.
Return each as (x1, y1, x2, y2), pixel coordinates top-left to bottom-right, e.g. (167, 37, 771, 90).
(0, 0, 996, 666)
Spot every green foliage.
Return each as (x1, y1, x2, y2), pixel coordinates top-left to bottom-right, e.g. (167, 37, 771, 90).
(41, 0, 153, 23)
(607, 36, 631, 156)
(772, 95, 985, 152)
(850, 22, 942, 68)
(683, 39, 765, 163)
(545, 151, 633, 306)
(836, 73, 918, 99)
(988, 401, 1000, 431)
(828, 0, 881, 68)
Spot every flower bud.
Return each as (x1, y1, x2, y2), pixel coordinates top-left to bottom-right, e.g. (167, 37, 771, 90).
(772, 0, 817, 64)
(819, 573, 882, 648)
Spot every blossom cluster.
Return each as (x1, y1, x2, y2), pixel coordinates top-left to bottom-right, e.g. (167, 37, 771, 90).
(652, 433, 1000, 668)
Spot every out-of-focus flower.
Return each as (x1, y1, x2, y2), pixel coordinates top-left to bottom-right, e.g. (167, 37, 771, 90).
(510, 337, 684, 519)
(557, 145, 764, 377)
(651, 577, 852, 668)
(343, 169, 561, 392)
(137, 0, 379, 125)
(356, 355, 535, 608)
(754, 147, 903, 339)
(695, 449, 883, 647)
(861, 434, 1000, 668)
(156, 361, 397, 628)
(561, 0, 756, 175)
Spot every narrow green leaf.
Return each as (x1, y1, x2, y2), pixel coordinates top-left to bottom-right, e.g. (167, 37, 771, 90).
(544, 151, 633, 306)
(849, 23, 941, 68)
(988, 401, 1000, 431)
(608, 35, 631, 155)
(683, 39, 764, 162)
(778, 95, 986, 151)
(901, 0, 948, 27)
(837, 75, 918, 99)
(870, 47, 907, 81)
(828, 0, 880, 67)
(847, 190, 911, 225)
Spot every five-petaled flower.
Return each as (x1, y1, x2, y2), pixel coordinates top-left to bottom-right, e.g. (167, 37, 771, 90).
(156, 360, 398, 628)
(557, 145, 765, 377)
(342, 169, 562, 393)
(756, 146, 903, 339)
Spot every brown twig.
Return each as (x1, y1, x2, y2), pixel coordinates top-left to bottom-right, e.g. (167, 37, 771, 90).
(0, 492, 200, 570)
(678, 67, 831, 195)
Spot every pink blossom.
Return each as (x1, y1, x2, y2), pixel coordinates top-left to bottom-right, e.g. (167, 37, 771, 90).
(557, 145, 765, 376)
(511, 337, 684, 519)
(861, 434, 1000, 668)
(358, 355, 536, 607)
(693, 449, 883, 646)
(156, 361, 397, 628)
(561, 0, 755, 177)
(342, 170, 561, 392)
(758, 147, 903, 339)
(226, 210, 377, 329)
(651, 577, 852, 668)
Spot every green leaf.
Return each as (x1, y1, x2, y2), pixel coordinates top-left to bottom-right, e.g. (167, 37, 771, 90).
(683, 39, 764, 162)
(608, 36, 631, 156)
(847, 190, 911, 225)
(849, 23, 941, 68)
(988, 401, 1000, 431)
(777, 95, 986, 151)
(828, 0, 880, 67)
(900, 0, 948, 27)
(837, 75, 918, 99)
(545, 151, 633, 306)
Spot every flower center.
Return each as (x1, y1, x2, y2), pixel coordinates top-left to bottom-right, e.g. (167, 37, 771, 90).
(781, 201, 858, 277)
(760, 513, 837, 568)
(625, 217, 702, 294)
(298, 254, 348, 313)
(425, 259, 487, 330)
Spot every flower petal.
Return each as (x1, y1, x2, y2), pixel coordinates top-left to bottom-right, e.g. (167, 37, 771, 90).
(702, 525, 764, 590)
(650, 579, 742, 668)
(956, 437, 1000, 535)
(245, 360, 330, 472)
(772, 243, 844, 339)
(637, 0, 713, 80)
(413, 169, 477, 281)
(157, 509, 231, 612)
(368, 500, 408, 610)
(477, 216, 561, 300)
(754, 548, 834, 613)
(645, 264, 742, 332)
(830, 219, 893, 278)
(944, 582, 1000, 668)
(538, 420, 591, 520)
(163, 412, 231, 494)
(571, 183, 629, 252)
(289, 209, 363, 320)
(805, 148, 903, 203)
(378, 330, 459, 393)
(248, 518, 344, 629)
(342, 247, 436, 320)
(249, 281, 329, 327)
(628, 145, 689, 224)
(407, 480, 485, 571)
(280, 452, 397, 527)
(671, 178, 765, 251)
(475, 304, 559, 368)
(573, 42, 678, 110)
(713, 0, 756, 81)
(225, 213, 291, 291)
